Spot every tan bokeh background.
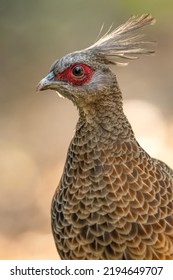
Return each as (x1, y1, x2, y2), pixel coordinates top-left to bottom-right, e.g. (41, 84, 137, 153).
(0, 0, 173, 259)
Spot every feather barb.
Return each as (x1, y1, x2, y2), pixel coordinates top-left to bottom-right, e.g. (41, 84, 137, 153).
(88, 14, 156, 66)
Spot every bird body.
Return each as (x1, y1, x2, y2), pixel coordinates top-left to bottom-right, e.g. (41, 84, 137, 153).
(37, 15, 173, 259)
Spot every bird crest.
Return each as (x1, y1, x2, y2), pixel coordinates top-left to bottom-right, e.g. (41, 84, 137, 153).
(87, 14, 156, 66)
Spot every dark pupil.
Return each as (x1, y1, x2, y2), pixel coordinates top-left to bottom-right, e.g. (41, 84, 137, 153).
(72, 66, 83, 76)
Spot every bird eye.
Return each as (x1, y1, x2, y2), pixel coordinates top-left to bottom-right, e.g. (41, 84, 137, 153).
(72, 65, 84, 78)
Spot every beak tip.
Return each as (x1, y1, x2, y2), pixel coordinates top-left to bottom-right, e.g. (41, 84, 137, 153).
(36, 72, 55, 93)
(36, 77, 49, 92)
(36, 81, 44, 92)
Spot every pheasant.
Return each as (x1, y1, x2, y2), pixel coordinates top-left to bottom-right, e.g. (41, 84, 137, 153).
(37, 14, 173, 260)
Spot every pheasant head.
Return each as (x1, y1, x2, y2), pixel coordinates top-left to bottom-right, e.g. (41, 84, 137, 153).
(37, 14, 155, 114)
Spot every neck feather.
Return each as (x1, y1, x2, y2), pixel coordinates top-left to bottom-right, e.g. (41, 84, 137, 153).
(77, 84, 135, 140)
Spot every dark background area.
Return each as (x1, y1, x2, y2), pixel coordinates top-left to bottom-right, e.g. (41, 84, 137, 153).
(0, 0, 173, 259)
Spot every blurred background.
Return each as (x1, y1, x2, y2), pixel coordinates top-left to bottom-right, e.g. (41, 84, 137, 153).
(0, 0, 173, 259)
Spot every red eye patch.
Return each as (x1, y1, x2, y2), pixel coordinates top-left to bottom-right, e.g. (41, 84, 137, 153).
(55, 63, 94, 86)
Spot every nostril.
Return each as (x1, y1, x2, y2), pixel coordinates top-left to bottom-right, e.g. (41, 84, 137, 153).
(47, 71, 55, 81)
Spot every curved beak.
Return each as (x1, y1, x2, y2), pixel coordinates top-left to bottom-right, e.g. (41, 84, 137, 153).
(36, 71, 56, 92)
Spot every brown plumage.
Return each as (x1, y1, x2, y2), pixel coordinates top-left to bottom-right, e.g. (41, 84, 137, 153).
(37, 14, 173, 259)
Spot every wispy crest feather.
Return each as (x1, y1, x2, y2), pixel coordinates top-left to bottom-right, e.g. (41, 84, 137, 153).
(88, 14, 156, 66)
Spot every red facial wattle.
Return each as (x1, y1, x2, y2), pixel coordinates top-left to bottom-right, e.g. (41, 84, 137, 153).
(55, 63, 94, 86)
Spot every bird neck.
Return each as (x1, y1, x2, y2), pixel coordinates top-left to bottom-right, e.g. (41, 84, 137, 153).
(77, 86, 135, 140)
